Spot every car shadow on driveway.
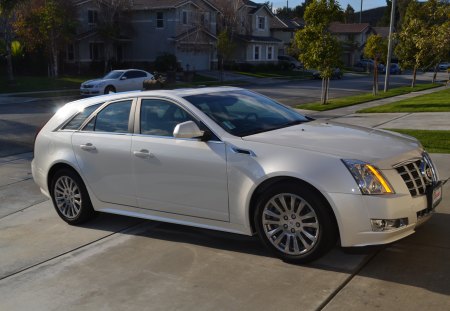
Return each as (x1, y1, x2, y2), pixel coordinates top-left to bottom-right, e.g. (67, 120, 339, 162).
(352, 212, 450, 296)
(77, 208, 450, 296)
(78, 212, 375, 274)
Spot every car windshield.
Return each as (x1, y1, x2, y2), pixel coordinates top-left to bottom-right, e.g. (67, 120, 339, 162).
(184, 90, 310, 137)
(103, 71, 124, 80)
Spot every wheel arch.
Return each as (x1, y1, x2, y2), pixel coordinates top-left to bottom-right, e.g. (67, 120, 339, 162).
(104, 85, 116, 94)
(248, 176, 339, 238)
(47, 162, 84, 195)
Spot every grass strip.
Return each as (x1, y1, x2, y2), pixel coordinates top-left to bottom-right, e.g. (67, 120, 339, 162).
(235, 71, 312, 79)
(358, 88, 450, 113)
(298, 83, 442, 111)
(385, 129, 450, 154)
(0, 76, 94, 93)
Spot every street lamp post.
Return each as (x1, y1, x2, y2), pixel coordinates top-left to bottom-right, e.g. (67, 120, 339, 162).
(384, 0, 397, 92)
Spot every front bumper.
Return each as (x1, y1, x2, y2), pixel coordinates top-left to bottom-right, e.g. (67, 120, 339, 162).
(80, 88, 101, 96)
(330, 183, 442, 247)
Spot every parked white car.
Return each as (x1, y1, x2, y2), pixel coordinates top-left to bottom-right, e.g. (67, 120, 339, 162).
(80, 69, 153, 95)
(32, 87, 443, 263)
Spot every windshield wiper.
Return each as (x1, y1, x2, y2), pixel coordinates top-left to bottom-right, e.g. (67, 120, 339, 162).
(240, 120, 307, 137)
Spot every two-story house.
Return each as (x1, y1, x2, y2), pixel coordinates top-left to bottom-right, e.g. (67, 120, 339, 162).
(232, 0, 282, 64)
(328, 22, 374, 66)
(209, 0, 282, 65)
(69, 0, 220, 72)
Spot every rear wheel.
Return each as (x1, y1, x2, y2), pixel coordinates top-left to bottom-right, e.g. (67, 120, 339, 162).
(50, 169, 96, 225)
(254, 182, 337, 263)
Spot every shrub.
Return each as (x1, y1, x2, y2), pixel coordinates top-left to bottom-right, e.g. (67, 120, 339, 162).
(154, 53, 178, 72)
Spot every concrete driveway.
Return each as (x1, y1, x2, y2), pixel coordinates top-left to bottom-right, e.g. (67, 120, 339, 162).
(0, 151, 449, 311)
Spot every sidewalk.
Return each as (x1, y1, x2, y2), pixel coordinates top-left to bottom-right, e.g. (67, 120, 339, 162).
(297, 85, 450, 130)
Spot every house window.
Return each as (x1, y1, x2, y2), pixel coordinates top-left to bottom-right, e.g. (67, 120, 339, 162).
(258, 16, 265, 30)
(89, 43, 104, 60)
(156, 12, 164, 28)
(67, 44, 74, 61)
(182, 11, 188, 25)
(200, 13, 205, 25)
(254, 45, 260, 60)
(267, 46, 273, 60)
(88, 10, 98, 28)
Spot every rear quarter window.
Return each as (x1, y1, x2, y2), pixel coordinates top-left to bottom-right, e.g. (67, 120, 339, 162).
(62, 103, 102, 130)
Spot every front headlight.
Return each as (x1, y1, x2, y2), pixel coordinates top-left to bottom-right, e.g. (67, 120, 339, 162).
(342, 159, 394, 195)
(93, 82, 106, 88)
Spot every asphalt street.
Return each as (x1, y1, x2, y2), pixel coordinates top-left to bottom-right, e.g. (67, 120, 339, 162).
(0, 70, 446, 158)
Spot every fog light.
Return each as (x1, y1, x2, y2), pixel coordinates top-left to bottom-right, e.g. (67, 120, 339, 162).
(371, 218, 408, 232)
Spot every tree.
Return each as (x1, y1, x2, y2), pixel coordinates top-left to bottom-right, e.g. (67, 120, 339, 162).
(0, 0, 22, 82)
(395, 0, 449, 87)
(344, 4, 355, 23)
(293, 0, 343, 104)
(93, 0, 133, 73)
(364, 34, 387, 95)
(217, 30, 236, 81)
(14, 0, 77, 77)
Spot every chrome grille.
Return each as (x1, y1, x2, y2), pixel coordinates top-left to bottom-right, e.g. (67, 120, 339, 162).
(395, 159, 427, 197)
(394, 153, 437, 197)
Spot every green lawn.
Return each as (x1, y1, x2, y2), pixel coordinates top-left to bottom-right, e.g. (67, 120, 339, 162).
(358, 88, 450, 113)
(235, 70, 313, 80)
(298, 83, 442, 111)
(0, 75, 94, 94)
(385, 129, 450, 153)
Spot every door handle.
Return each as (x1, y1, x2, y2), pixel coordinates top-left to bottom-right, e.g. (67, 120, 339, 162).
(133, 149, 153, 158)
(80, 143, 96, 151)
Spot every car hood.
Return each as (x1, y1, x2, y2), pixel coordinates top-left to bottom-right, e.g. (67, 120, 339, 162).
(242, 121, 423, 168)
(82, 78, 116, 85)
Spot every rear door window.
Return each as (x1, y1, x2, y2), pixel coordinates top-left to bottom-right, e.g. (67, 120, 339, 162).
(83, 100, 132, 133)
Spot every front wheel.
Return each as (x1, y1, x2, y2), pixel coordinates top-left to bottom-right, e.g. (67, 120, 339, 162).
(104, 85, 116, 94)
(254, 183, 337, 263)
(50, 169, 96, 225)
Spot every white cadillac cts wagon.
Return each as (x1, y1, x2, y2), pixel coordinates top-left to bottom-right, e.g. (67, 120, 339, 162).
(32, 87, 443, 263)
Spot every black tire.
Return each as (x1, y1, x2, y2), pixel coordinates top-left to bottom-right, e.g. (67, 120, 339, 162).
(104, 85, 116, 94)
(254, 182, 337, 264)
(50, 169, 96, 225)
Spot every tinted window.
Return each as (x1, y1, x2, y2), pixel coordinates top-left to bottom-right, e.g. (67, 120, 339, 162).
(63, 103, 102, 130)
(103, 71, 124, 79)
(89, 100, 132, 133)
(123, 71, 146, 79)
(184, 90, 309, 137)
(140, 99, 195, 136)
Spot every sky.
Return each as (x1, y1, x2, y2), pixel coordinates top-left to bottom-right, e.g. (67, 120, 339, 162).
(256, 0, 388, 12)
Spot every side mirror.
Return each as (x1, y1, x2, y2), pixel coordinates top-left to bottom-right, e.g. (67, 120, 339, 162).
(120, 76, 127, 80)
(173, 121, 204, 139)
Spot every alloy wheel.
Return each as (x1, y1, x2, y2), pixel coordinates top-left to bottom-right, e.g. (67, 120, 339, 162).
(54, 176, 82, 219)
(262, 193, 320, 255)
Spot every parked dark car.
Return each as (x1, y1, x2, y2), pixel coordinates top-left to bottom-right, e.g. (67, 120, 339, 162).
(312, 68, 343, 79)
(355, 59, 385, 71)
(278, 55, 303, 70)
(382, 63, 402, 75)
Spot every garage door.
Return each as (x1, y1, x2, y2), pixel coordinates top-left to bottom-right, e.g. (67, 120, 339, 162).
(177, 50, 210, 71)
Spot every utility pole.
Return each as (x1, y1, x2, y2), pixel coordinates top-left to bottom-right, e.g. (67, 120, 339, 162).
(287, 0, 289, 10)
(384, 0, 396, 92)
(360, 0, 363, 23)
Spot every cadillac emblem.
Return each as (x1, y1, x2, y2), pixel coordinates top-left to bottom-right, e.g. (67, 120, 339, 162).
(420, 160, 434, 184)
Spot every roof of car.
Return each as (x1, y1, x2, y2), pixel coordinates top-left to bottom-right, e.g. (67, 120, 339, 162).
(67, 87, 244, 109)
